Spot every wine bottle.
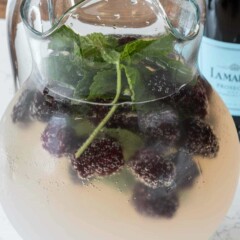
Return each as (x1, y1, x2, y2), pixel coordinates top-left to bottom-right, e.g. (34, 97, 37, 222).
(198, 0, 240, 138)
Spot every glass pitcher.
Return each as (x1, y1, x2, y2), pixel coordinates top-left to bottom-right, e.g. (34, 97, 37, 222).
(1, 0, 239, 240)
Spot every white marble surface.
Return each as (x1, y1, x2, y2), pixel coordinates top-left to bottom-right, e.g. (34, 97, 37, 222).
(0, 19, 240, 240)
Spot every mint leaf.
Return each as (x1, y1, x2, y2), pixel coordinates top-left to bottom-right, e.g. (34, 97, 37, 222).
(101, 49, 120, 64)
(134, 34, 175, 60)
(123, 65, 154, 102)
(71, 119, 95, 137)
(87, 68, 130, 101)
(122, 65, 138, 102)
(120, 34, 184, 102)
(43, 26, 82, 86)
(139, 34, 193, 84)
(88, 69, 117, 100)
(43, 53, 82, 87)
(105, 128, 144, 161)
(74, 70, 96, 99)
(48, 26, 80, 52)
(120, 38, 155, 61)
(102, 168, 135, 192)
(79, 33, 119, 61)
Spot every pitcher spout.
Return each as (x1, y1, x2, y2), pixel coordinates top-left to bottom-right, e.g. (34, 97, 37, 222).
(20, 0, 84, 37)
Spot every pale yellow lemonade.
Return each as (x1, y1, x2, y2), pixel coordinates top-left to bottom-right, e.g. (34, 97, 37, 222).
(0, 82, 239, 240)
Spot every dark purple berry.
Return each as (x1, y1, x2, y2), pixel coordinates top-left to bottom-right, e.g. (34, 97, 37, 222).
(43, 87, 49, 95)
(129, 148, 176, 189)
(41, 117, 78, 157)
(43, 83, 74, 102)
(138, 108, 180, 144)
(198, 75, 213, 100)
(146, 69, 177, 98)
(132, 183, 179, 218)
(11, 90, 35, 123)
(118, 36, 137, 46)
(170, 77, 209, 119)
(71, 137, 124, 179)
(29, 91, 65, 122)
(12, 88, 74, 124)
(183, 118, 219, 158)
(89, 104, 139, 132)
(107, 106, 139, 131)
(173, 151, 200, 189)
(87, 100, 110, 125)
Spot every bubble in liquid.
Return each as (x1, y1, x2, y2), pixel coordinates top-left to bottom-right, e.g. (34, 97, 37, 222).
(131, 0, 138, 5)
(114, 14, 120, 20)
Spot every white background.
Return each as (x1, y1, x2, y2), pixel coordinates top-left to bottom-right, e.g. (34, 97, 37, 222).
(0, 19, 240, 240)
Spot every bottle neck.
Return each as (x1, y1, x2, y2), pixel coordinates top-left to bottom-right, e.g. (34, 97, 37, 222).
(205, 0, 240, 43)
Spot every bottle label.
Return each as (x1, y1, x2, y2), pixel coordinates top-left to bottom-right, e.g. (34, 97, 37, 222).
(198, 37, 240, 116)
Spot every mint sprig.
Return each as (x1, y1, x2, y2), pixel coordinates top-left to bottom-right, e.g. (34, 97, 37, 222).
(44, 26, 194, 159)
(88, 69, 117, 100)
(75, 60, 122, 159)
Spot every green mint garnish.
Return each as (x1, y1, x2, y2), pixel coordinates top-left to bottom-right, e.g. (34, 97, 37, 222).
(105, 128, 144, 160)
(88, 69, 118, 100)
(44, 26, 193, 159)
(75, 61, 122, 159)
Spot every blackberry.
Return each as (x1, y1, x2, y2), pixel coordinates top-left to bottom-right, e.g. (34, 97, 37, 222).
(12, 88, 70, 123)
(198, 75, 213, 100)
(11, 90, 35, 123)
(173, 151, 200, 189)
(146, 69, 177, 98)
(129, 148, 176, 189)
(183, 118, 219, 158)
(71, 137, 124, 179)
(169, 77, 209, 119)
(43, 83, 74, 102)
(29, 91, 66, 122)
(132, 183, 179, 218)
(138, 108, 180, 144)
(41, 117, 78, 157)
(107, 106, 139, 131)
(118, 36, 137, 46)
(89, 104, 139, 132)
(87, 100, 110, 125)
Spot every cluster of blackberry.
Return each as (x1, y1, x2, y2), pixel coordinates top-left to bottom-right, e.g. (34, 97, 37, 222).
(11, 75, 219, 218)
